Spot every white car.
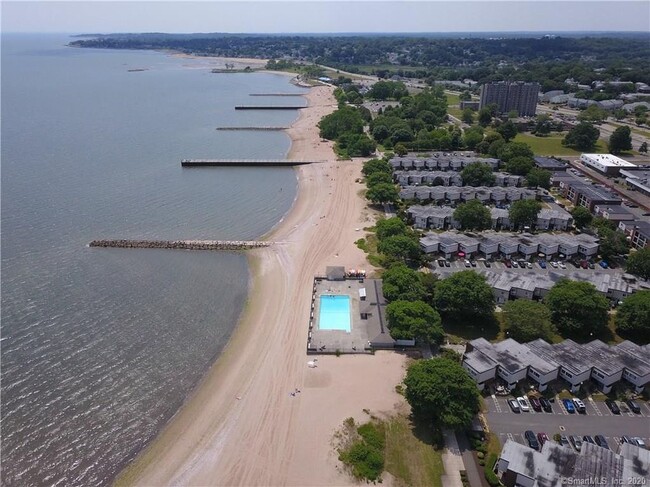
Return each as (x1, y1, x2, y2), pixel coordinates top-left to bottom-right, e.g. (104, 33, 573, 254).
(559, 262, 566, 269)
(633, 437, 647, 449)
(517, 396, 531, 412)
(572, 398, 586, 413)
(526, 262, 533, 269)
(550, 261, 558, 268)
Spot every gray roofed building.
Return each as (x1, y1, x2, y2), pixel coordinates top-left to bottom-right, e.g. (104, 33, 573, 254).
(594, 204, 636, 222)
(619, 167, 650, 198)
(534, 157, 568, 171)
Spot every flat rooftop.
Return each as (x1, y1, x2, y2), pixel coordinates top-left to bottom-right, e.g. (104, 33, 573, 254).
(582, 153, 636, 168)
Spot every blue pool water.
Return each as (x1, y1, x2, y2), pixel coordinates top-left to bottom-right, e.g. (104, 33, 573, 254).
(318, 295, 351, 331)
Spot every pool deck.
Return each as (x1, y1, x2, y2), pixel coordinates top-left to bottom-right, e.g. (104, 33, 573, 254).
(307, 276, 394, 354)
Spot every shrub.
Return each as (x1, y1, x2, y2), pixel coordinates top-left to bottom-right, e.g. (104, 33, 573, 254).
(484, 453, 500, 487)
(339, 442, 384, 481)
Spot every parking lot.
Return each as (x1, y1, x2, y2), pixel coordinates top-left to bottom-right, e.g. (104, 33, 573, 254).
(432, 258, 621, 277)
(485, 394, 650, 452)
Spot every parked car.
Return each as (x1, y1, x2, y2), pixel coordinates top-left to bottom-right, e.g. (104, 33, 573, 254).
(508, 399, 521, 413)
(626, 400, 641, 414)
(529, 397, 542, 412)
(559, 435, 571, 448)
(444, 261, 450, 267)
(484, 261, 491, 268)
(526, 262, 533, 269)
(437, 259, 445, 267)
(605, 399, 620, 415)
(570, 435, 583, 451)
(550, 261, 558, 268)
(464, 259, 471, 268)
(470, 260, 477, 267)
(588, 262, 595, 269)
(525, 430, 540, 450)
(621, 435, 633, 445)
(517, 396, 531, 412)
(559, 262, 566, 269)
(539, 397, 552, 413)
(573, 398, 586, 413)
(633, 437, 647, 449)
(580, 261, 589, 269)
(504, 260, 512, 268)
(539, 260, 547, 269)
(599, 261, 609, 269)
(512, 261, 519, 268)
(595, 435, 609, 450)
(583, 435, 595, 444)
(537, 432, 549, 447)
(563, 399, 576, 413)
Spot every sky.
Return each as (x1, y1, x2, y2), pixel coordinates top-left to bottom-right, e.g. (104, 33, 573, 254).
(2, 1, 649, 34)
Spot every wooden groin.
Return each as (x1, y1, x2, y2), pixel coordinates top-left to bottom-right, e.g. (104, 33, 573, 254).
(181, 159, 325, 167)
(234, 105, 304, 110)
(89, 239, 270, 251)
(249, 93, 305, 96)
(215, 126, 289, 131)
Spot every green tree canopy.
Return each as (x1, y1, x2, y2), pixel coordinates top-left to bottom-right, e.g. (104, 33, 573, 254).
(376, 217, 408, 240)
(626, 248, 650, 280)
(525, 168, 551, 189)
(462, 125, 484, 150)
(382, 264, 427, 302)
(597, 228, 629, 261)
(386, 300, 444, 343)
(318, 106, 364, 140)
(362, 158, 392, 177)
(453, 200, 492, 231)
(460, 162, 496, 186)
(338, 133, 377, 157)
(509, 199, 542, 229)
(562, 122, 600, 151)
(404, 358, 480, 430)
(366, 183, 399, 204)
(496, 120, 518, 142)
(377, 234, 422, 263)
(461, 108, 475, 125)
(366, 171, 393, 186)
(639, 142, 648, 154)
(616, 290, 650, 341)
(608, 126, 632, 154)
(367, 80, 409, 100)
(478, 107, 493, 127)
(503, 300, 555, 342)
(544, 278, 609, 338)
(497, 142, 534, 163)
(504, 156, 535, 176)
(577, 105, 607, 123)
(534, 115, 553, 136)
(433, 270, 495, 321)
(571, 206, 593, 229)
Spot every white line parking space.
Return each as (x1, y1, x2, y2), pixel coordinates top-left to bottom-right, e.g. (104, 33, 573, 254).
(588, 398, 603, 416)
(492, 394, 502, 413)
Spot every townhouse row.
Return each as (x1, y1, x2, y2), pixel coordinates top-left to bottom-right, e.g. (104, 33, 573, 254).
(408, 205, 573, 231)
(462, 337, 650, 393)
(393, 170, 524, 187)
(419, 230, 599, 260)
(399, 185, 538, 204)
(389, 153, 501, 171)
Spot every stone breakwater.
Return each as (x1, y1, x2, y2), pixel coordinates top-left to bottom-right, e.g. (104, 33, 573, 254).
(89, 239, 271, 251)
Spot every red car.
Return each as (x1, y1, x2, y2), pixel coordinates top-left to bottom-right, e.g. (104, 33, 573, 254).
(504, 259, 512, 268)
(537, 432, 549, 447)
(529, 397, 542, 412)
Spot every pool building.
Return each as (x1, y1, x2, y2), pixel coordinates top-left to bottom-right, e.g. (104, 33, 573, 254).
(307, 267, 408, 354)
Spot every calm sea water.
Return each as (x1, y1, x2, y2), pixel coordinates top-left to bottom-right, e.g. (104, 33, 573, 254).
(1, 33, 304, 486)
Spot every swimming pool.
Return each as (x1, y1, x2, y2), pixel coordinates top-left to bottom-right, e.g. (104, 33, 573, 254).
(318, 295, 351, 332)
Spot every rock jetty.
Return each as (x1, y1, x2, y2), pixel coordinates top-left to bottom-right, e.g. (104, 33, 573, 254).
(89, 239, 270, 251)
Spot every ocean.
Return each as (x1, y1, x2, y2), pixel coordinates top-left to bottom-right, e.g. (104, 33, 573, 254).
(1, 33, 304, 486)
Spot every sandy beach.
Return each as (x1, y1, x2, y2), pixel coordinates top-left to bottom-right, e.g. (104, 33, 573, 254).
(117, 85, 408, 487)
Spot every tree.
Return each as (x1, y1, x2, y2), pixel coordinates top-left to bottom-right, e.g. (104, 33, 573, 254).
(382, 264, 427, 302)
(640, 142, 649, 154)
(377, 235, 421, 263)
(366, 172, 393, 186)
(386, 300, 443, 343)
(597, 228, 629, 261)
(318, 106, 364, 140)
(459, 90, 472, 101)
(462, 125, 484, 150)
(571, 206, 593, 229)
(394, 143, 408, 156)
(616, 290, 650, 340)
(419, 272, 439, 305)
(453, 200, 492, 231)
(626, 248, 650, 280)
(502, 300, 555, 342)
(376, 217, 407, 240)
(544, 279, 609, 338)
(366, 183, 399, 204)
(460, 162, 496, 186)
(534, 115, 553, 136)
(504, 156, 535, 176)
(562, 122, 600, 151)
(362, 158, 392, 177)
(577, 105, 607, 123)
(525, 168, 551, 189)
(608, 125, 632, 154)
(433, 271, 495, 321)
(403, 358, 480, 430)
(509, 199, 542, 229)
(461, 108, 475, 125)
(497, 142, 534, 163)
(496, 120, 518, 142)
(478, 107, 493, 127)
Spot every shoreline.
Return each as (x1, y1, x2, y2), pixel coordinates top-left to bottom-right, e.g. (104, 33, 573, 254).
(117, 80, 407, 487)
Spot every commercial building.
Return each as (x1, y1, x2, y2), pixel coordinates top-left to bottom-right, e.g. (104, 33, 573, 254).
(628, 221, 650, 249)
(580, 153, 636, 176)
(495, 439, 650, 487)
(620, 167, 650, 198)
(462, 337, 650, 393)
(558, 177, 622, 210)
(479, 81, 540, 116)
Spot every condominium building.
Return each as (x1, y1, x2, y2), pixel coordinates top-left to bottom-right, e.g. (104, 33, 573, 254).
(479, 81, 540, 116)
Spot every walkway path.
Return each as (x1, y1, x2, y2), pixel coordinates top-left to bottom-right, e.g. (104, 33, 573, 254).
(457, 431, 485, 487)
(440, 429, 465, 487)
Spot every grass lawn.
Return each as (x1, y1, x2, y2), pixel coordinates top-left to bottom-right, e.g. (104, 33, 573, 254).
(514, 133, 607, 156)
(383, 415, 444, 487)
(445, 92, 461, 106)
